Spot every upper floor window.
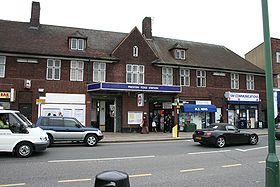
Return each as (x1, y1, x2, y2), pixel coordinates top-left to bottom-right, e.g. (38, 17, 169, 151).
(196, 70, 206, 87)
(126, 64, 144, 84)
(162, 67, 173, 85)
(93, 62, 106, 82)
(46, 59, 61, 80)
(277, 74, 280, 88)
(133, 46, 139, 57)
(276, 52, 280, 63)
(70, 61, 84, 81)
(246, 74, 254, 90)
(175, 49, 186, 60)
(180, 68, 190, 86)
(231, 73, 239, 89)
(0, 56, 6, 78)
(70, 38, 86, 51)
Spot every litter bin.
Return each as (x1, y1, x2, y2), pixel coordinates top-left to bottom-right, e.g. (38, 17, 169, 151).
(94, 170, 130, 187)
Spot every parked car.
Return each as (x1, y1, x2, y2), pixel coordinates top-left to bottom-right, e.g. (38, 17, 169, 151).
(275, 123, 280, 140)
(0, 110, 49, 157)
(192, 123, 258, 148)
(35, 116, 103, 146)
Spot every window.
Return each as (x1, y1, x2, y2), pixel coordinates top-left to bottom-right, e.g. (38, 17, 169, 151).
(70, 38, 86, 50)
(175, 49, 186, 60)
(133, 46, 139, 57)
(180, 68, 190, 86)
(70, 61, 84, 81)
(196, 70, 206, 87)
(277, 74, 280, 88)
(64, 118, 79, 128)
(162, 67, 173, 85)
(246, 74, 254, 90)
(231, 73, 239, 89)
(93, 62, 106, 82)
(0, 56, 6, 78)
(276, 52, 280, 63)
(46, 59, 61, 80)
(126, 64, 144, 84)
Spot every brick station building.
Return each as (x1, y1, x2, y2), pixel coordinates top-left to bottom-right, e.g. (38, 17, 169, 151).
(0, 2, 266, 132)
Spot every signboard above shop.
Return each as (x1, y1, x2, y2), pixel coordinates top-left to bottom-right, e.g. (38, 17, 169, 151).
(224, 92, 260, 104)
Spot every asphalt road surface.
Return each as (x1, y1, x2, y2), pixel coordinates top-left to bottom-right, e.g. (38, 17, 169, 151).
(0, 136, 279, 187)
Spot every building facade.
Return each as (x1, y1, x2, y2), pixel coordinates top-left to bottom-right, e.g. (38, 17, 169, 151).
(0, 2, 266, 132)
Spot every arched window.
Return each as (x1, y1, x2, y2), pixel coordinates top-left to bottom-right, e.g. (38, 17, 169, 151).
(133, 46, 139, 57)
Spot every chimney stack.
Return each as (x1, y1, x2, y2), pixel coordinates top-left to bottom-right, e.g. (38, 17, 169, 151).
(30, 1, 40, 28)
(142, 17, 152, 40)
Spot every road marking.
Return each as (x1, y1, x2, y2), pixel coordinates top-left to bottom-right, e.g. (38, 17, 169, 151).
(188, 150, 231, 155)
(258, 161, 266, 164)
(129, 173, 152, 178)
(222, 164, 242, 168)
(48, 155, 155, 163)
(0, 183, 25, 187)
(235, 146, 268, 152)
(180, 168, 205, 173)
(58, 178, 91, 183)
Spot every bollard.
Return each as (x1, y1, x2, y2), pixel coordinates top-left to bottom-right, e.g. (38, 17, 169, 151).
(94, 170, 130, 187)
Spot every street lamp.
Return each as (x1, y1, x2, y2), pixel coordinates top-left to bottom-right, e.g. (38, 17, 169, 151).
(261, 0, 280, 186)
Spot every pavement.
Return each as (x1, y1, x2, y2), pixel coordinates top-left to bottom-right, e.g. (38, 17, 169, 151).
(101, 128, 269, 143)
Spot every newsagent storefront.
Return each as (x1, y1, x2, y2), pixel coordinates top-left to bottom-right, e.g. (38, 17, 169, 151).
(87, 82, 181, 132)
(225, 92, 260, 129)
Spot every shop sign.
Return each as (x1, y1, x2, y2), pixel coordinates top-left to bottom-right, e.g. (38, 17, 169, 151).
(224, 92, 259, 102)
(0, 92, 10, 99)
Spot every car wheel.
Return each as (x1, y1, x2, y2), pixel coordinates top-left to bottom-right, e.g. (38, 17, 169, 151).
(216, 136, 226, 148)
(249, 134, 258, 145)
(47, 134, 54, 147)
(85, 134, 98, 146)
(15, 142, 33, 158)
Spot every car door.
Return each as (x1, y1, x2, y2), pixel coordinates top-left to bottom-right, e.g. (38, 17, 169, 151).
(224, 125, 241, 144)
(47, 117, 65, 140)
(63, 118, 84, 140)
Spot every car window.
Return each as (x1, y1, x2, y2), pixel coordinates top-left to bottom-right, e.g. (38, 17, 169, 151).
(226, 126, 236, 131)
(48, 118, 64, 127)
(64, 118, 79, 128)
(7, 113, 26, 133)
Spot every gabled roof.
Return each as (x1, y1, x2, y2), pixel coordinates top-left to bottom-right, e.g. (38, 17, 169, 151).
(147, 37, 264, 74)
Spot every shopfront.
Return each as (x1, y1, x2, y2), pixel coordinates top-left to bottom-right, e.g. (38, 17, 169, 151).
(225, 92, 260, 129)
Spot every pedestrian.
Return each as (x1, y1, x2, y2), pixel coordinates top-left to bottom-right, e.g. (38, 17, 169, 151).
(219, 114, 224, 123)
(58, 112, 63, 117)
(152, 120, 157, 132)
(275, 112, 280, 124)
(47, 113, 51, 116)
(141, 113, 149, 134)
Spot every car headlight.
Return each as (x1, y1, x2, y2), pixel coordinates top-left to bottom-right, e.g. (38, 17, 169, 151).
(97, 130, 103, 136)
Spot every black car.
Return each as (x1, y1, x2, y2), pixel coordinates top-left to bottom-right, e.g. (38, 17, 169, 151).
(192, 123, 258, 148)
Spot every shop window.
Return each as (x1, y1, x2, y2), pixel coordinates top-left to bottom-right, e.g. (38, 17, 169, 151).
(46, 59, 61, 80)
(180, 68, 190, 86)
(70, 61, 84, 81)
(162, 67, 173, 85)
(126, 64, 144, 84)
(93, 62, 106, 82)
(196, 70, 206, 87)
(231, 73, 239, 89)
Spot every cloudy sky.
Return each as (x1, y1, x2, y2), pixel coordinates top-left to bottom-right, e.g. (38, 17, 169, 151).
(0, 0, 279, 57)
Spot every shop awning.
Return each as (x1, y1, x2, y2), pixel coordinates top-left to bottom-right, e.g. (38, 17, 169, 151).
(183, 104, 217, 113)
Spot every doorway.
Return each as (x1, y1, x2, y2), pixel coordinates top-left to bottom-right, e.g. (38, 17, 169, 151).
(19, 103, 32, 121)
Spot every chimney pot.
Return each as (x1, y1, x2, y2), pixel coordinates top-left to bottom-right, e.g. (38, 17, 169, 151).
(30, 1, 40, 28)
(142, 17, 152, 39)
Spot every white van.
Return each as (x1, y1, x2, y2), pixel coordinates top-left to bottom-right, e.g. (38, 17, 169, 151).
(0, 110, 49, 157)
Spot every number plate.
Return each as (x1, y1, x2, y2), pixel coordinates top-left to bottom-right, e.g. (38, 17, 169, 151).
(196, 136, 202, 140)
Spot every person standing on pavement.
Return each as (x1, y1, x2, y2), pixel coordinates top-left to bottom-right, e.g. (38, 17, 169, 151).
(141, 113, 149, 134)
(275, 112, 280, 124)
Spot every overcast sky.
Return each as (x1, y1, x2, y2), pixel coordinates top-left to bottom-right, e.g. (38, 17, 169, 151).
(0, 0, 279, 57)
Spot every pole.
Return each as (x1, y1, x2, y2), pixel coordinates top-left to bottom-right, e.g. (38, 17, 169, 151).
(261, 0, 280, 186)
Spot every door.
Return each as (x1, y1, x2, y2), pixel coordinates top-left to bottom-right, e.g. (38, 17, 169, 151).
(19, 103, 32, 121)
(105, 101, 115, 132)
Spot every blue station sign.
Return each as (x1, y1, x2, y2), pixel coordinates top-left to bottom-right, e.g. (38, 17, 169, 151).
(87, 83, 181, 93)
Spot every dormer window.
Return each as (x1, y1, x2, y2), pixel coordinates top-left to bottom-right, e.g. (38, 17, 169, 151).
(133, 46, 139, 57)
(175, 49, 186, 60)
(70, 38, 86, 51)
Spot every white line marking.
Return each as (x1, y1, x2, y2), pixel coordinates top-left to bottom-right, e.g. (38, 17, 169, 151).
(180, 168, 205, 173)
(58, 179, 92, 183)
(129, 173, 152, 178)
(188, 150, 231, 155)
(48, 155, 155, 163)
(235, 146, 268, 152)
(222, 164, 242, 168)
(0, 183, 25, 187)
(258, 161, 266, 164)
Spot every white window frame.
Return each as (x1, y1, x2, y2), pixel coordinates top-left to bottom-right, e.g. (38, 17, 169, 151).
(70, 38, 85, 51)
(126, 64, 144, 84)
(277, 74, 280, 88)
(133, 46, 139, 57)
(46, 59, 61, 80)
(276, 52, 280, 63)
(246, 74, 254, 90)
(231, 73, 239, 89)
(180, 68, 190, 86)
(196, 70, 206, 87)
(175, 49, 186, 60)
(0, 56, 6, 78)
(70, 61, 84, 81)
(93, 62, 106, 82)
(162, 67, 173, 86)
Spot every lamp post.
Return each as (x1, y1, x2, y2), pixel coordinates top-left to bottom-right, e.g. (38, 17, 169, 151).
(261, 0, 280, 186)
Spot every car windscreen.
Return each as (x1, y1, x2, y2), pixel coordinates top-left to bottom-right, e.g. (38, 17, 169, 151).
(15, 112, 33, 127)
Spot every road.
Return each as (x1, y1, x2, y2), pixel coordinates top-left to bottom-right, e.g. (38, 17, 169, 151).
(0, 136, 279, 187)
